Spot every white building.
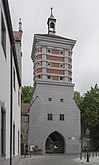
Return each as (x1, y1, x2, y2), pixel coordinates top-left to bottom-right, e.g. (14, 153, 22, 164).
(0, 0, 22, 164)
(28, 8, 81, 154)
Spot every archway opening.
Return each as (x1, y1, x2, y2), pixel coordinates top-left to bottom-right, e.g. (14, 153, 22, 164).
(45, 131, 65, 154)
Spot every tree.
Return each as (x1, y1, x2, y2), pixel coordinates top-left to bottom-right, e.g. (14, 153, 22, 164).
(74, 84, 99, 150)
(81, 84, 99, 150)
(74, 91, 84, 137)
(81, 84, 99, 127)
(21, 86, 34, 103)
(74, 91, 83, 109)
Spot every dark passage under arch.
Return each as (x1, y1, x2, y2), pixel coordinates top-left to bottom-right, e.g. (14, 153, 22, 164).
(45, 131, 65, 154)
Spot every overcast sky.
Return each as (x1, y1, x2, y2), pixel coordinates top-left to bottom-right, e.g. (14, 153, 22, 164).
(9, 0, 99, 95)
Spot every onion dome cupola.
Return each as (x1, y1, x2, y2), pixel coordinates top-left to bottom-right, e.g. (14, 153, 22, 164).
(47, 7, 56, 35)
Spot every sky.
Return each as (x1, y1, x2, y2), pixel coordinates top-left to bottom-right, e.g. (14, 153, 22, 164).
(9, 0, 99, 95)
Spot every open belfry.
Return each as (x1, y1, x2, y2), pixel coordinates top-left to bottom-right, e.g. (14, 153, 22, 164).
(28, 8, 81, 154)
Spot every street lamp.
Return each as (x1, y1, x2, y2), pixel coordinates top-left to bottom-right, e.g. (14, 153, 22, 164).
(86, 128, 90, 162)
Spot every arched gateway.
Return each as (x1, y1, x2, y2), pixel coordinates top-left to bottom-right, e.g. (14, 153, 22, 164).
(45, 131, 65, 154)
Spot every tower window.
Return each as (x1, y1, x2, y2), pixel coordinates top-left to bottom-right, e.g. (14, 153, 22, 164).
(38, 75, 41, 79)
(60, 99, 63, 102)
(48, 98, 52, 102)
(47, 62, 51, 67)
(60, 114, 64, 121)
(37, 62, 41, 67)
(60, 77, 64, 81)
(47, 75, 51, 79)
(68, 51, 72, 56)
(47, 49, 51, 53)
(59, 64, 64, 68)
(48, 114, 53, 120)
(50, 22, 54, 29)
(60, 51, 63, 55)
(68, 78, 72, 82)
(68, 64, 72, 69)
(37, 49, 40, 53)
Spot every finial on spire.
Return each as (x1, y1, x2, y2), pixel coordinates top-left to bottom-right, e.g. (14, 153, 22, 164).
(50, 7, 53, 17)
(19, 18, 22, 32)
(50, 7, 54, 18)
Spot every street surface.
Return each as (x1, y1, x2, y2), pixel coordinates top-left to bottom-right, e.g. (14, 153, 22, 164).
(16, 154, 99, 165)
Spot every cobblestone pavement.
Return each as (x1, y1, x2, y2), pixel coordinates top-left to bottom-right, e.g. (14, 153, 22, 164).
(15, 155, 99, 165)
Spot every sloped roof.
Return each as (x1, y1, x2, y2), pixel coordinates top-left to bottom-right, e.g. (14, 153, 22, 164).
(35, 34, 76, 42)
(13, 31, 22, 41)
(21, 103, 30, 113)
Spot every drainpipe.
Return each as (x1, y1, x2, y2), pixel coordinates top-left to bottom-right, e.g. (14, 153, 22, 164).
(10, 42, 14, 165)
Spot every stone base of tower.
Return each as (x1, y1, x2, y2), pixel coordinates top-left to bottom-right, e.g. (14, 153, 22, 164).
(28, 81, 81, 155)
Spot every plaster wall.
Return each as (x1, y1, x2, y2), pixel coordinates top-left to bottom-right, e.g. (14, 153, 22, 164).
(0, 2, 21, 164)
(28, 82, 81, 154)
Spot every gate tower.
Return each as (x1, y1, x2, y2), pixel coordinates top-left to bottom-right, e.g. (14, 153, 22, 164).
(28, 8, 81, 154)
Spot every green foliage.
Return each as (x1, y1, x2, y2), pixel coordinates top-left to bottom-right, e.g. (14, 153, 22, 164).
(81, 84, 99, 128)
(74, 84, 99, 150)
(21, 86, 34, 103)
(74, 91, 83, 109)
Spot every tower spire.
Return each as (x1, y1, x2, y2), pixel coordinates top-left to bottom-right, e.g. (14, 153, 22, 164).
(50, 7, 54, 17)
(47, 7, 56, 35)
(19, 18, 22, 32)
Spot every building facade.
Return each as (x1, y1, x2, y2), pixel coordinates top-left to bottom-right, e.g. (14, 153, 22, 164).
(0, 0, 22, 164)
(21, 103, 30, 155)
(28, 8, 81, 154)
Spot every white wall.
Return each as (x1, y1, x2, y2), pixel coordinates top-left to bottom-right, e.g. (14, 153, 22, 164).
(12, 58, 21, 156)
(0, 1, 21, 162)
(0, 2, 11, 159)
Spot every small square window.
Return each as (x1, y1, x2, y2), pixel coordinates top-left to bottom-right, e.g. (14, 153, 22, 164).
(60, 99, 63, 102)
(48, 114, 53, 120)
(60, 77, 63, 80)
(68, 51, 72, 56)
(24, 115, 29, 123)
(68, 78, 72, 82)
(48, 98, 52, 102)
(38, 75, 41, 79)
(60, 114, 64, 121)
(47, 75, 51, 79)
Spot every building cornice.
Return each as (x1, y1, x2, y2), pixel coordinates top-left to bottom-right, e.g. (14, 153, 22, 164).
(31, 34, 76, 60)
(2, 0, 21, 86)
(35, 79, 75, 87)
